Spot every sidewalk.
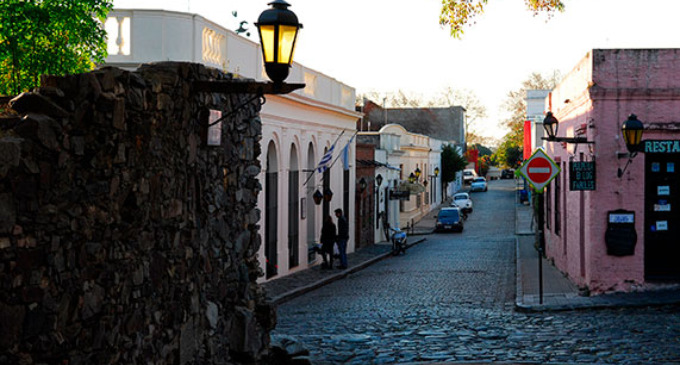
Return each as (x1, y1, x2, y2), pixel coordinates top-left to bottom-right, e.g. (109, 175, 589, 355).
(514, 182, 680, 311)
(262, 204, 442, 305)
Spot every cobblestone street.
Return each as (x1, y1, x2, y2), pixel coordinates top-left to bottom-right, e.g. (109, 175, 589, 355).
(272, 180, 680, 364)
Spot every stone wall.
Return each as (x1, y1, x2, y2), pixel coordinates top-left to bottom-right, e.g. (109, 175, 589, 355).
(0, 62, 274, 364)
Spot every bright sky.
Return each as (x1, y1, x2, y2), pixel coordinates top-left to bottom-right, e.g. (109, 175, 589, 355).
(113, 0, 680, 142)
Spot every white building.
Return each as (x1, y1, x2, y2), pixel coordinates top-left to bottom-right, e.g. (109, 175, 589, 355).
(103, 9, 361, 281)
(526, 89, 551, 153)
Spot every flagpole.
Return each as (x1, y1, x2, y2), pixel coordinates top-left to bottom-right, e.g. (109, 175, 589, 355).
(328, 130, 359, 170)
(302, 130, 346, 186)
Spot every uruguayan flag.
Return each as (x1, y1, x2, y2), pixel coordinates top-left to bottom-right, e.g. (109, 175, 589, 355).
(316, 144, 335, 173)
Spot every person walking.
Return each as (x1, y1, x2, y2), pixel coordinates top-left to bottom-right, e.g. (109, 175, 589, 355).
(334, 208, 349, 269)
(319, 215, 336, 270)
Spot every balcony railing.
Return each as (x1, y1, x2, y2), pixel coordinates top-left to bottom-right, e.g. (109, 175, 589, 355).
(104, 9, 356, 111)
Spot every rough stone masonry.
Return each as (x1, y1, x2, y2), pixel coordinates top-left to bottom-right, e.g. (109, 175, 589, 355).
(0, 62, 275, 364)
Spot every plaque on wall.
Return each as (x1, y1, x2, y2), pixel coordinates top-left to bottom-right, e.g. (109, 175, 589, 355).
(605, 209, 637, 256)
(569, 161, 596, 191)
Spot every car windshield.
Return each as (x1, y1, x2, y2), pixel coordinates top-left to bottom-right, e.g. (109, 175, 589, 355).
(464, 172, 472, 176)
(454, 196, 467, 200)
(438, 210, 459, 219)
(473, 178, 485, 182)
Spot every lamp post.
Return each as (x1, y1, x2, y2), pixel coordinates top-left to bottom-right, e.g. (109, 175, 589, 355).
(375, 174, 383, 230)
(618, 114, 645, 178)
(408, 172, 416, 184)
(430, 167, 439, 205)
(414, 167, 422, 181)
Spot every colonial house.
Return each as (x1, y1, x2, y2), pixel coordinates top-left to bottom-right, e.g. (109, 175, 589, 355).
(540, 49, 680, 293)
(103, 9, 361, 281)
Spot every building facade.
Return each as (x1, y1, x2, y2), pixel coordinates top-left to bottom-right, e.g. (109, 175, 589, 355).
(541, 49, 680, 293)
(103, 9, 361, 281)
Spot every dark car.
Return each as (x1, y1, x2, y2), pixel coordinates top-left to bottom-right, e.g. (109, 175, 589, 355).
(501, 169, 515, 179)
(435, 207, 464, 232)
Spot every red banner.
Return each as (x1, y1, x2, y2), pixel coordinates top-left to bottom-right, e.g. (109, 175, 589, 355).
(523, 120, 532, 161)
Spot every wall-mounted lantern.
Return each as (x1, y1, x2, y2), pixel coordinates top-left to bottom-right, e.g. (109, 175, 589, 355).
(376, 173, 383, 187)
(542, 111, 593, 145)
(434, 167, 440, 177)
(323, 188, 333, 202)
(618, 114, 645, 178)
(358, 177, 368, 193)
(621, 114, 644, 156)
(312, 189, 323, 205)
(193, 0, 305, 134)
(255, 0, 303, 85)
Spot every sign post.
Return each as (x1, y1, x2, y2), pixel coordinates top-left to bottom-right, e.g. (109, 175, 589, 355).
(517, 148, 561, 305)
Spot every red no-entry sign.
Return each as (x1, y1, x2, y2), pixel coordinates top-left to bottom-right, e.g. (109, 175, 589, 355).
(518, 148, 561, 193)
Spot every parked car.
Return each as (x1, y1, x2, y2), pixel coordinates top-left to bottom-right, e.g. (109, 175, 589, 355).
(470, 177, 488, 192)
(435, 207, 464, 232)
(501, 169, 515, 179)
(463, 169, 477, 185)
(450, 192, 473, 214)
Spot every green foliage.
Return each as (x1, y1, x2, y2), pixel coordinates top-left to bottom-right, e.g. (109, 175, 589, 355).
(440, 0, 564, 38)
(471, 143, 493, 158)
(493, 72, 561, 168)
(441, 144, 467, 186)
(0, 0, 113, 96)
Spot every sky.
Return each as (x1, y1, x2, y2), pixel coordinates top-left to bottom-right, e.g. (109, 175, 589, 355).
(112, 0, 680, 142)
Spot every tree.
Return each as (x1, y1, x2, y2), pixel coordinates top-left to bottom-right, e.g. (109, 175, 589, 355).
(493, 71, 560, 167)
(440, 0, 565, 38)
(357, 89, 426, 109)
(441, 143, 467, 193)
(0, 0, 113, 96)
(430, 87, 488, 146)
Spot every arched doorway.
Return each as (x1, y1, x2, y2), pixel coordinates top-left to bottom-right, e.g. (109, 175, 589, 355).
(265, 142, 278, 278)
(306, 143, 316, 264)
(288, 144, 300, 269)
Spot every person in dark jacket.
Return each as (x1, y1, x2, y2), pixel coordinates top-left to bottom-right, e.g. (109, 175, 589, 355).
(334, 208, 349, 269)
(319, 215, 336, 269)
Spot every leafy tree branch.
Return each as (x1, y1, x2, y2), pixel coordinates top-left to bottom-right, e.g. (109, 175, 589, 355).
(0, 0, 113, 96)
(440, 0, 565, 38)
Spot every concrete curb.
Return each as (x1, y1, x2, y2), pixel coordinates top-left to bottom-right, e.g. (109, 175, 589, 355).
(270, 237, 427, 305)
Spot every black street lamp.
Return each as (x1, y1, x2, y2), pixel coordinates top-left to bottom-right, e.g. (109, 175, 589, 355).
(256, 0, 303, 85)
(618, 114, 645, 178)
(542, 111, 593, 145)
(430, 167, 440, 204)
(408, 173, 416, 184)
(414, 167, 422, 181)
(543, 111, 559, 140)
(621, 114, 644, 156)
(193, 0, 305, 133)
(375, 174, 383, 230)
(358, 177, 368, 193)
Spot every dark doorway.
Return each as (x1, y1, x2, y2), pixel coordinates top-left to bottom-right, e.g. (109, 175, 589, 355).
(265, 143, 278, 279)
(288, 145, 300, 269)
(645, 153, 680, 280)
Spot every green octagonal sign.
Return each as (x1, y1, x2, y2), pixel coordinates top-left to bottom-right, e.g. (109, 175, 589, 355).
(517, 148, 561, 193)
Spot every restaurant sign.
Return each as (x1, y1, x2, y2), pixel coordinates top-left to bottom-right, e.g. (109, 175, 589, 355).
(644, 140, 680, 154)
(569, 161, 596, 191)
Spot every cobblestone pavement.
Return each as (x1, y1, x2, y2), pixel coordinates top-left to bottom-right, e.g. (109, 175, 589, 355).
(272, 180, 680, 364)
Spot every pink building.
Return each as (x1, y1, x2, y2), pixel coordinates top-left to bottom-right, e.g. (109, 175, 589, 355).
(543, 49, 680, 293)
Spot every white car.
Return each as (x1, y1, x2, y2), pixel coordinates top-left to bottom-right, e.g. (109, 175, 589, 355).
(450, 192, 473, 213)
(463, 169, 477, 185)
(470, 177, 488, 192)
